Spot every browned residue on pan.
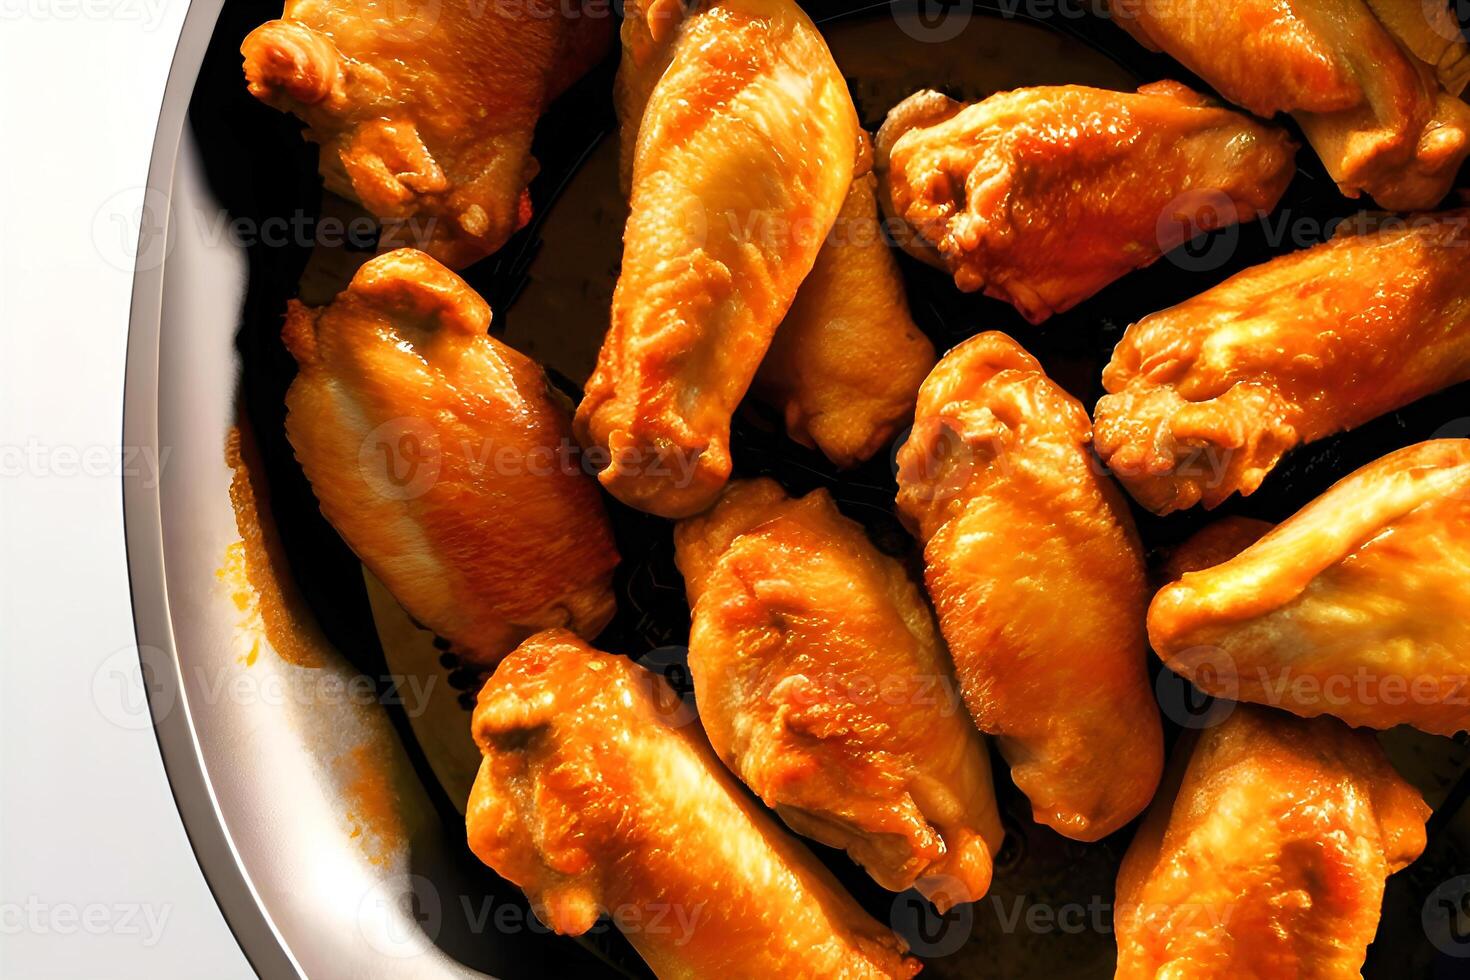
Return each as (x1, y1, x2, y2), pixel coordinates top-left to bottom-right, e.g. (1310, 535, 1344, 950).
(333, 742, 406, 865)
(223, 422, 326, 668)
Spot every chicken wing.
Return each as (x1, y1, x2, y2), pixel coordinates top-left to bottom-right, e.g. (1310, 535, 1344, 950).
(1095, 209, 1470, 515)
(1149, 439, 1470, 735)
(895, 332, 1163, 840)
(242, 0, 610, 268)
(466, 630, 920, 979)
(282, 249, 617, 666)
(573, 0, 860, 517)
(674, 479, 1002, 908)
(874, 82, 1296, 323)
(752, 147, 937, 468)
(1115, 706, 1429, 979)
(1108, 0, 1470, 210)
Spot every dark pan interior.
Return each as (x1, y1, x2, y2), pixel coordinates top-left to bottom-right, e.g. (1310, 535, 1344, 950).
(189, 1, 1470, 975)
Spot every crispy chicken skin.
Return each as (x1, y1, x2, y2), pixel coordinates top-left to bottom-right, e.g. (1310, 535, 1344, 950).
(242, 0, 610, 268)
(1115, 706, 1429, 980)
(874, 82, 1296, 323)
(1095, 210, 1470, 515)
(1159, 516, 1275, 584)
(1149, 440, 1470, 736)
(282, 249, 617, 666)
(895, 332, 1163, 840)
(574, 0, 860, 517)
(466, 630, 920, 979)
(1108, 0, 1470, 210)
(674, 479, 1003, 908)
(753, 153, 937, 468)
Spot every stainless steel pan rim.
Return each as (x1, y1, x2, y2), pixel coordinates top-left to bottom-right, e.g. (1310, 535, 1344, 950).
(123, 0, 302, 974)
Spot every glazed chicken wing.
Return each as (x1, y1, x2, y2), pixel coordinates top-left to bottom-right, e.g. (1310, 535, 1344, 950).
(466, 630, 919, 979)
(753, 148, 937, 468)
(242, 0, 610, 268)
(875, 82, 1296, 323)
(1095, 210, 1470, 515)
(895, 332, 1163, 840)
(574, 0, 859, 517)
(282, 249, 617, 666)
(1149, 439, 1470, 735)
(1108, 0, 1470, 209)
(1116, 706, 1429, 979)
(674, 479, 1003, 908)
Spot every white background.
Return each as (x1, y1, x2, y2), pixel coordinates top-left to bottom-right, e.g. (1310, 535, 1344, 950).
(1, 4, 255, 977)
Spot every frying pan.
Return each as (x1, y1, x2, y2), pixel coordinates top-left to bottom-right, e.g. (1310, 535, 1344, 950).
(124, 2, 1470, 976)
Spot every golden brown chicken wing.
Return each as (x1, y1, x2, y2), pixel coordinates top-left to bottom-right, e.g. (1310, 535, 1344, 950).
(674, 479, 1002, 908)
(573, 0, 860, 517)
(1149, 440, 1470, 736)
(241, 0, 610, 268)
(875, 82, 1296, 323)
(282, 249, 617, 666)
(1108, 0, 1470, 210)
(466, 630, 920, 979)
(752, 148, 937, 468)
(1095, 210, 1470, 515)
(895, 332, 1163, 841)
(1115, 706, 1429, 979)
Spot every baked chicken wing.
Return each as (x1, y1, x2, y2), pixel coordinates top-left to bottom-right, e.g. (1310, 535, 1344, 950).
(1116, 706, 1429, 979)
(674, 479, 1002, 908)
(1095, 210, 1470, 515)
(242, 0, 610, 268)
(574, 0, 859, 517)
(1108, 0, 1470, 210)
(282, 249, 617, 666)
(752, 147, 937, 468)
(1149, 439, 1470, 736)
(875, 82, 1296, 323)
(466, 630, 920, 979)
(895, 332, 1163, 840)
